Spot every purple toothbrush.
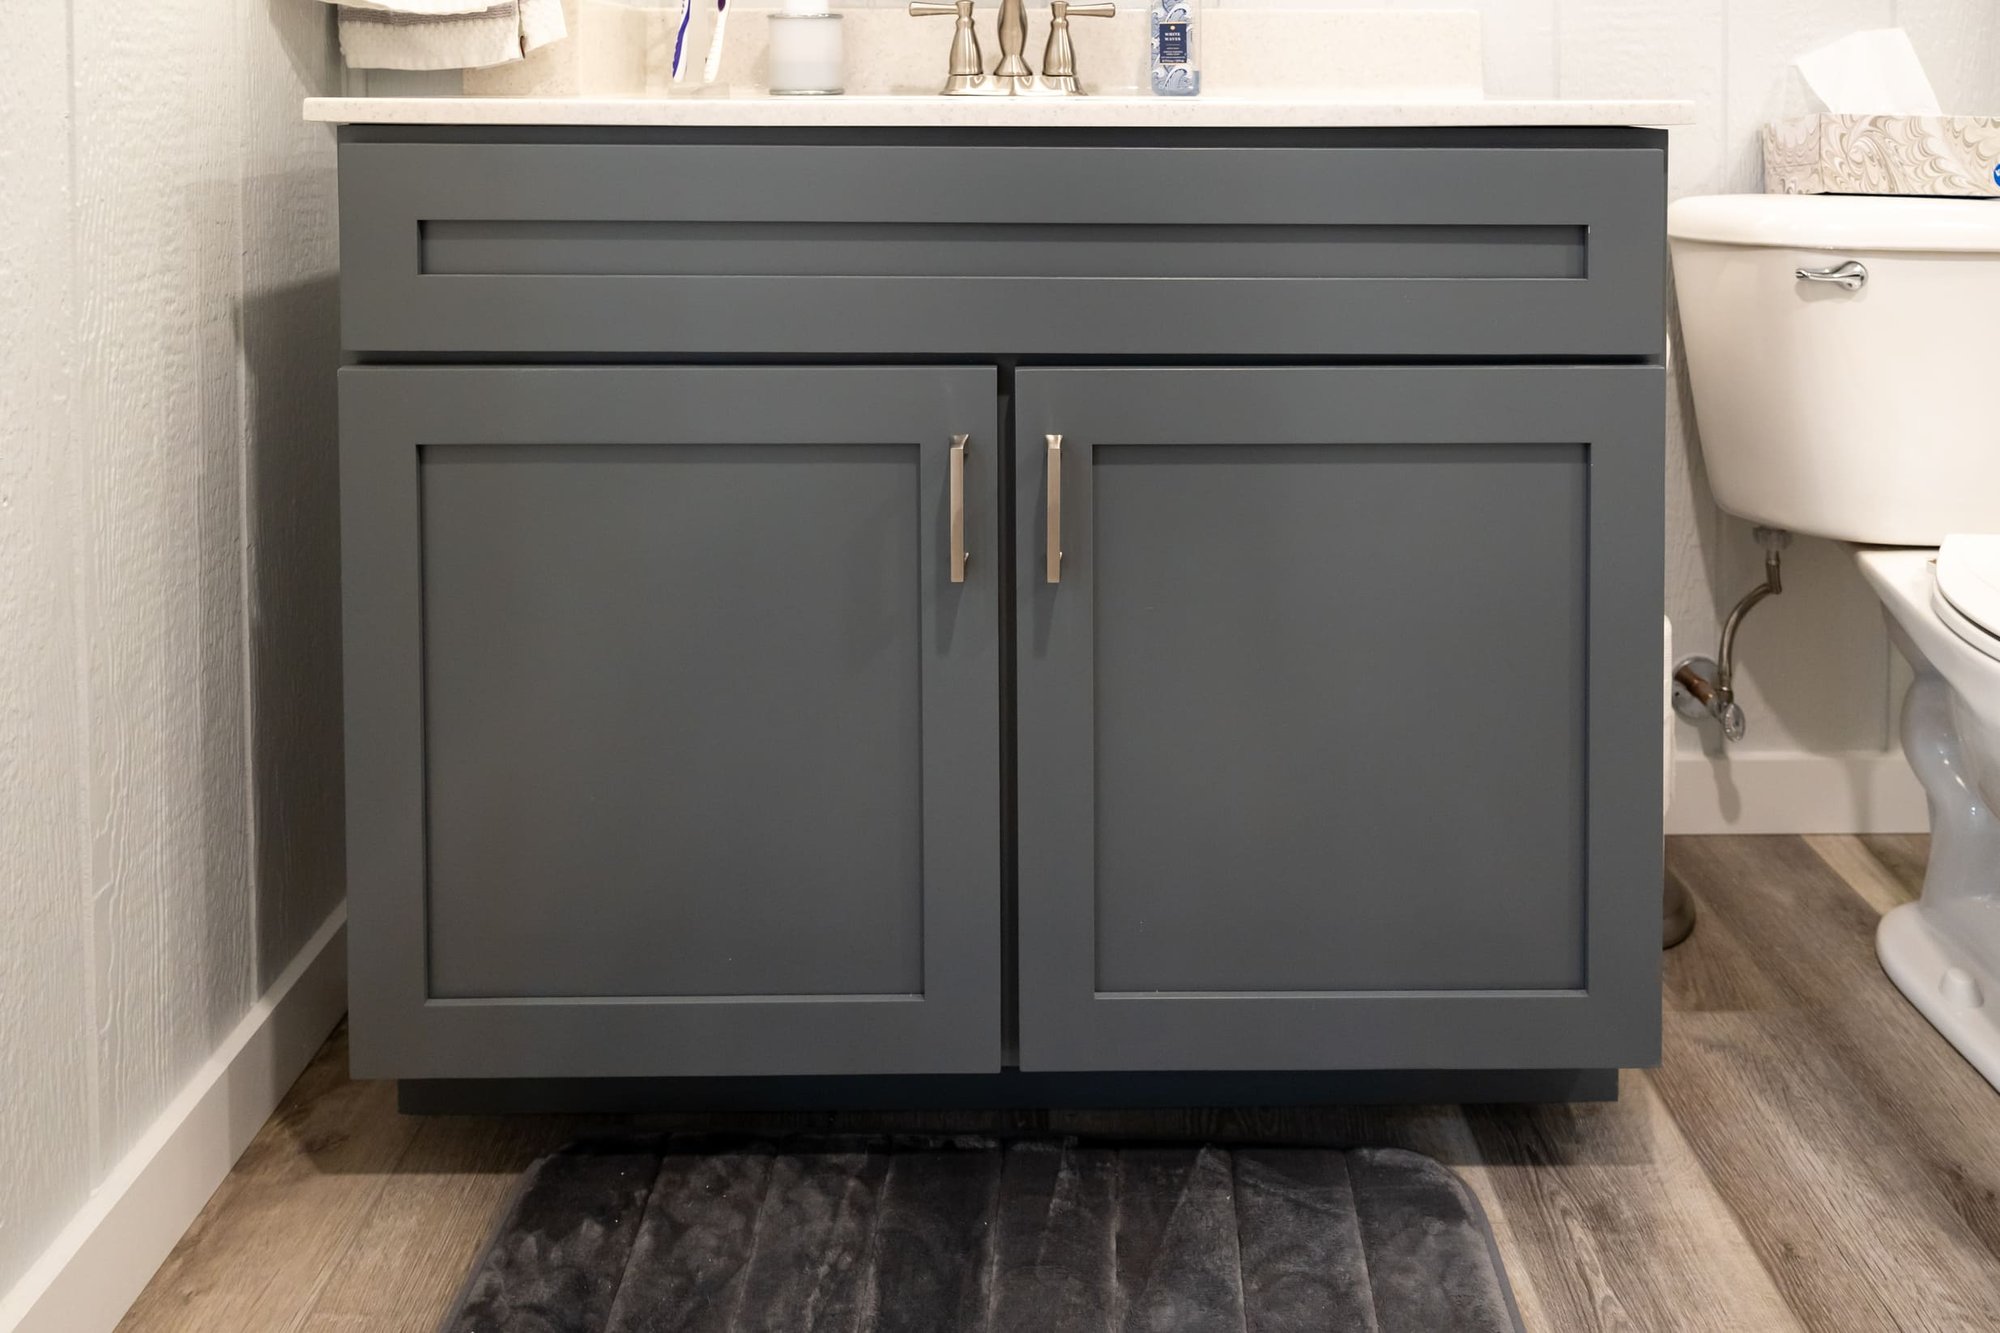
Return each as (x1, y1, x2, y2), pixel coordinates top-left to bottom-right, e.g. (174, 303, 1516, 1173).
(670, 0, 693, 80)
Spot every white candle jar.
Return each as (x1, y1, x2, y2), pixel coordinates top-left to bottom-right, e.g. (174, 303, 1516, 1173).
(767, 0, 844, 95)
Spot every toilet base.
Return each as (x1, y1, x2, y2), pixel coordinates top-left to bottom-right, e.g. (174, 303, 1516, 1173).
(1879, 902, 2000, 1091)
(1851, 548, 2000, 1092)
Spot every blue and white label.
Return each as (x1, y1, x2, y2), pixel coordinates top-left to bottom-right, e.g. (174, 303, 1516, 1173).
(1149, 0, 1198, 95)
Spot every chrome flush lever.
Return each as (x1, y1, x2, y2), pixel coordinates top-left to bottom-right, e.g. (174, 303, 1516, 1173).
(1795, 260, 1868, 292)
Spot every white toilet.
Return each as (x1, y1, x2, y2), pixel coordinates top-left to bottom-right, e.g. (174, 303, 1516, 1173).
(1669, 194, 2000, 1087)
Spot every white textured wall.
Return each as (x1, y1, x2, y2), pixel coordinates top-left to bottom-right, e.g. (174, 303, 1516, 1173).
(0, 0, 94, 1301)
(0, 0, 344, 1299)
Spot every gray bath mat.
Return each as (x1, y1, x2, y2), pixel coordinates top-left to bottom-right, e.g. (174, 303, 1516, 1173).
(441, 1136, 1524, 1333)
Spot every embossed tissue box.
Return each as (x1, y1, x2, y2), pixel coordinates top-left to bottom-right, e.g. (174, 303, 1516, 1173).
(1764, 114, 2000, 196)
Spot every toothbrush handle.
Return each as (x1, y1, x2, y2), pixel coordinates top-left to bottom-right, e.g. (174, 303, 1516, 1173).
(671, 0, 693, 80)
(703, 3, 731, 83)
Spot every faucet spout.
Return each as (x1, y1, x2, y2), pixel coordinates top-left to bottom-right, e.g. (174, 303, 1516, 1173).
(993, 0, 1034, 82)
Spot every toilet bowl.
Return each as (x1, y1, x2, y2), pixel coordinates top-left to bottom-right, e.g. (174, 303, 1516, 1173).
(1857, 545, 2000, 1084)
(1668, 195, 2000, 1087)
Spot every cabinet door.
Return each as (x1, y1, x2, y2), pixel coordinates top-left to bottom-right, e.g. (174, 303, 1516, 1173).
(1015, 367, 1662, 1072)
(342, 367, 1000, 1078)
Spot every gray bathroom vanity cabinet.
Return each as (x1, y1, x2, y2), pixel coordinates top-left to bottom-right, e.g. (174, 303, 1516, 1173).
(335, 125, 1667, 1107)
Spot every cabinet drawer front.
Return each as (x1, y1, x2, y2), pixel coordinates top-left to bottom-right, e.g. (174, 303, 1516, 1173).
(1014, 366, 1663, 1072)
(338, 133, 1665, 358)
(341, 366, 1002, 1079)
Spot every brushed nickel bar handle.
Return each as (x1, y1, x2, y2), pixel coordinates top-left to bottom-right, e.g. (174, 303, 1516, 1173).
(949, 433, 969, 584)
(1045, 433, 1063, 584)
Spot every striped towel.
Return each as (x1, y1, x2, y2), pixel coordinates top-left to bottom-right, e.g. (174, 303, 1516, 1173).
(327, 0, 567, 70)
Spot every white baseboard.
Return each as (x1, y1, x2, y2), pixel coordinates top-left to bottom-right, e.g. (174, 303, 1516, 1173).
(1668, 751, 1929, 835)
(0, 906, 349, 1333)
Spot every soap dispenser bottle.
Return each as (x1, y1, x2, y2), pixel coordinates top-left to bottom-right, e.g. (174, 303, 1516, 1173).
(1148, 0, 1200, 95)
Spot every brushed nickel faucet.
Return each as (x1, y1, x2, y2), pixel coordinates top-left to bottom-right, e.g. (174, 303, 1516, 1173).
(909, 0, 1115, 96)
(1038, 0, 1115, 95)
(908, 0, 993, 93)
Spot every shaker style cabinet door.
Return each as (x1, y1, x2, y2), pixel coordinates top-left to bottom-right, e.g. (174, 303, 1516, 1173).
(1014, 367, 1663, 1072)
(341, 367, 1001, 1079)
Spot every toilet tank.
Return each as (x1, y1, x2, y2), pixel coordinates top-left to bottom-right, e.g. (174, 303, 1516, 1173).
(1668, 194, 2000, 545)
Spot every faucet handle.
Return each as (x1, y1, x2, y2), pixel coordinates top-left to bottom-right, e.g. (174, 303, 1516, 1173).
(910, 0, 989, 94)
(1040, 0, 1114, 93)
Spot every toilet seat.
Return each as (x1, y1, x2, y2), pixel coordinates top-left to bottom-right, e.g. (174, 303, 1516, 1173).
(1934, 534, 2000, 662)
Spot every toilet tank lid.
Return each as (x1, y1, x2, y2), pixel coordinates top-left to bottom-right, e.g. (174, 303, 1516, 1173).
(1668, 193, 2000, 252)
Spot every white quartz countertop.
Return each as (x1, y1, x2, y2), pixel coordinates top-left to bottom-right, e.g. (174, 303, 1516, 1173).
(305, 94, 1692, 128)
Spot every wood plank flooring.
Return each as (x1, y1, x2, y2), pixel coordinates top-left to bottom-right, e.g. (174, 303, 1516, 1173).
(116, 834, 1999, 1333)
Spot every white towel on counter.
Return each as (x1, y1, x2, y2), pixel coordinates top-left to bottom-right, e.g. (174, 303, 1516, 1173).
(327, 0, 566, 70)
